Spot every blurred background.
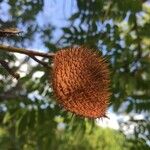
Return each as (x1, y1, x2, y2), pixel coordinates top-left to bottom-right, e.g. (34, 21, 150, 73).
(0, 0, 150, 149)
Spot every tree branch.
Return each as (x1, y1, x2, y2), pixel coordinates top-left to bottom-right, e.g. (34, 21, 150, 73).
(0, 60, 20, 79)
(0, 44, 55, 58)
(29, 55, 50, 68)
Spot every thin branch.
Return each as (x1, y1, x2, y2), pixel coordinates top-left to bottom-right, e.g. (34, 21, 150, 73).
(0, 44, 55, 58)
(29, 55, 50, 68)
(0, 60, 20, 79)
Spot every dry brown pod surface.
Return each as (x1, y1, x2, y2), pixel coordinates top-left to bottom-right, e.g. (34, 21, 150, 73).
(52, 47, 111, 118)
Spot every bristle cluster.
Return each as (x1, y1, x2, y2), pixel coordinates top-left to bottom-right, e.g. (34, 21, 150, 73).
(52, 47, 111, 118)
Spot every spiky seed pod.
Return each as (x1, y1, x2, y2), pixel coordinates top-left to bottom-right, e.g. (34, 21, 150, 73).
(52, 47, 111, 118)
(0, 28, 23, 37)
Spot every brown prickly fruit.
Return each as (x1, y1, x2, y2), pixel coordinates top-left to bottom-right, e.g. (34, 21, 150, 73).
(52, 47, 111, 118)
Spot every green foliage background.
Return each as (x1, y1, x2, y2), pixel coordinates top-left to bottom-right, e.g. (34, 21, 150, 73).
(0, 0, 150, 149)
